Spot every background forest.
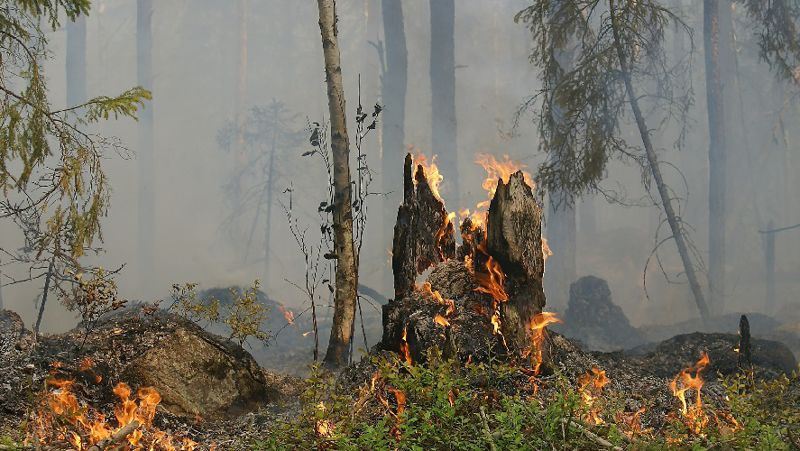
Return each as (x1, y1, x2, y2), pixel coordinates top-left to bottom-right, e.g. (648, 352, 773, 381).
(1, 0, 798, 368)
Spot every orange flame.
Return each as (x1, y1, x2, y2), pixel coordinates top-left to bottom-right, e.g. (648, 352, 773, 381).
(670, 351, 710, 435)
(278, 304, 295, 325)
(474, 256, 508, 302)
(30, 374, 196, 450)
(474, 153, 534, 210)
(434, 314, 450, 327)
(399, 327, 413, 365)
(412, 152, 444, 202)
(528, 312, 562, 380)
(578, 366, 610, 425)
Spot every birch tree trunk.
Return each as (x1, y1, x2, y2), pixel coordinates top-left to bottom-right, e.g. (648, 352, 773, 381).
(430, 0, 459, 208)
(704, 0, 727, 314)
(137, 0, 155, 289)
(317, 0, 359, 368)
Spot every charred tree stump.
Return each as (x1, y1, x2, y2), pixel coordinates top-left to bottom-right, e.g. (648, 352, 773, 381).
(738, 314, 752, 370)
(384, 159, 551, 367)
(486, 171, 547, 353)
(392, 154, 455, 299)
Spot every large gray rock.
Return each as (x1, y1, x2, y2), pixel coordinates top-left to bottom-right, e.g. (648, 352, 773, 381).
(555, 276, 644, 351)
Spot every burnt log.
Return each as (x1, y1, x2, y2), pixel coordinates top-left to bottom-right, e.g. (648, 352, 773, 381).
(486, 171, 547, 352)
(392, 153, 455, 298)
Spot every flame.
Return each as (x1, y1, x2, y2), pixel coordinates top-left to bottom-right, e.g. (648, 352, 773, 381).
(474, 256, 508, 302)
(528, 312, 562, 380)
(471, 154, 553, 264)
(412, 152, 444, 201)
(474, 153, 534, 209)
(616, 407, 649, 438)
(277, 304, 295, 325)
(399, 327, 413, 365)
(315, 402, 335, 438)
(670, 352, 710, 435)
(29, 373, 196, 450)
(578, 366, 610, 425)
(434, 314, 450, 327)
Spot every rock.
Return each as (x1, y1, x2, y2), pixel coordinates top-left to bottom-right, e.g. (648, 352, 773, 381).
(554, 276, 644, 352)
(15, 307, 279, 420)
(124, 327, 276, 419)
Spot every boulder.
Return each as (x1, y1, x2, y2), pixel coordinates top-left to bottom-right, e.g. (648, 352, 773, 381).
(555, 276, 643, 351)
(124, 326, 274, 419)
(10, 307, 278, 420)
(0, 309, 32, 354)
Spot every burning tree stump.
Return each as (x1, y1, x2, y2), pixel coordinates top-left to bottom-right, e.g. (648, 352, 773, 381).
(392, 153, 456, 298)
(383, 155, 550, 366)
(486, 171, 547, 352)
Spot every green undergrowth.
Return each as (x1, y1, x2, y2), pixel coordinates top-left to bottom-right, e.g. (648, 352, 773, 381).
(252, 351, 800, 450)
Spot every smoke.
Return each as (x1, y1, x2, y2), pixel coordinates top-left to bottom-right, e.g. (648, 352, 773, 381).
(2, 0, 798, 335)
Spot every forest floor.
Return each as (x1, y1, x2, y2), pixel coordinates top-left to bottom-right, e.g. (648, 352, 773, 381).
(1, 306, 798, 450)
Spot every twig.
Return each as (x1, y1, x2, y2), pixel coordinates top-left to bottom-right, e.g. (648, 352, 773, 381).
(561, 418, 622, 450)
(86, 420, 141, 451)
(479, 407, 498, 451)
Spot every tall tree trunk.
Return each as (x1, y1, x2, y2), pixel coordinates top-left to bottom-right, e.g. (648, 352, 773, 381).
(317, 0, 359, 368)
(263, 112, 277, 286)
(609, 0, 710, 321)
(381, 0, 407, 293)
(234, 0, 249, 217)
(66, 14, 86, 107)
(429, 0, 459, 208)
(137, 0, 155, 289)
(704, 0, 727, 314)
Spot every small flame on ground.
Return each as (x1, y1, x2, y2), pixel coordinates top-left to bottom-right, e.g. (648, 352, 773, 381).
(578, 366, 610, 425)
(30, 374, 196, 450)
(528, 312, 562, 381)
(434, 314, 450, 327)
(670, 351, 711, 435)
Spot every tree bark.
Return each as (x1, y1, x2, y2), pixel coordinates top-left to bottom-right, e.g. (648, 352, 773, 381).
(381, 0, 408, 293)
(137, 0, 155, 289)
(430, 0, 459, 208)
(704, 0, 727, 314)
(66, 14, 86, 107)
(317, 0, 359, 368)
(609, 0, 710, 321)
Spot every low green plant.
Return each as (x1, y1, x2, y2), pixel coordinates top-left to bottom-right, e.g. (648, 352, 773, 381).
(168, 280, 270, 347)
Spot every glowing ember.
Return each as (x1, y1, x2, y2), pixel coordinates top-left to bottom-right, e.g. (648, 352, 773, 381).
(578, 366, 610, 425)
(434, 314, 450, 327)
(412, 152, 444, 201)
(670, 351, 711, 435)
